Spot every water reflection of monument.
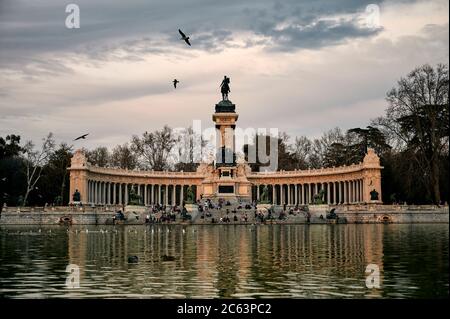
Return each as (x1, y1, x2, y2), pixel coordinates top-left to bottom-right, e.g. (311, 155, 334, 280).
(66, 225, 384, 297)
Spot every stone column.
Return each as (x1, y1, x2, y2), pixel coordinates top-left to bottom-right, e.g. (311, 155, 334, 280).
(143, 184, 147, 206)
(112, 183, 116, 205)
(172, 185, 176, 206)
(87, 181, 90, 204)
(125, 184, 128, 205)
(95, 182, 98, 205)
(165, 185, 168, 205)
(309, 184, 312, 204)
(271, 185, 274, 204)
(103, 182, 106, 205)
(256, 185, 260, 201)
(352, 181, 356, 203)
(287, 185, 290, 205)
(294, 184, 297, 205)
(180, 185, 184, 205)
(150, 184, 154, 204)
(327, 183, 331, 204)
(344, 181, 348, 204)
(358, 180, 361, 202)
(159, 184, 162, 205)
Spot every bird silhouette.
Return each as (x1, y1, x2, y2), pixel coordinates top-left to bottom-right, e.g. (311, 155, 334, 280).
(74, 133, 89, 141)
(173, 79, 179, 89)
(178, 29, 191, 46)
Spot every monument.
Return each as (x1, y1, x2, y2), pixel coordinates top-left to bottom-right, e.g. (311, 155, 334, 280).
(198, 76, 252, 204)
(68, 78, 383, 207)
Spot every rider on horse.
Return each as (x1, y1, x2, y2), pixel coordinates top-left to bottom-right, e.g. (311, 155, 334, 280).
(220, 76, 231, 101)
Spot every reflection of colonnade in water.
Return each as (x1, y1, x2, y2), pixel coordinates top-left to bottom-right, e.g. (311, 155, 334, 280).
(67, 225, 384, 297)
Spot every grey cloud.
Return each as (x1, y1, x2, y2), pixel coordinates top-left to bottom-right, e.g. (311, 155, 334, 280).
(0, 0, 389, 73)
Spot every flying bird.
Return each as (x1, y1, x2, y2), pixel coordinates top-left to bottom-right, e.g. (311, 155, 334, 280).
(173, 79, 179, 89)
(74, 133, 89, 141)
(178, 29, 191, 46)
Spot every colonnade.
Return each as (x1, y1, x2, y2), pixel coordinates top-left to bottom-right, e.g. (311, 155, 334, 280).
(86, 181, 197, 206)
(251, 180, 365, 205)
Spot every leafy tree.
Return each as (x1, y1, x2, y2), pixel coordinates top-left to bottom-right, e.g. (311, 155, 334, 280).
(0, 135, 25, 214)
(373, 64, 449, 204)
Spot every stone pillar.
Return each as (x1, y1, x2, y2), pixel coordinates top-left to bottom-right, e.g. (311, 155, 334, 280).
(359, 180, 362, 202)
(327, 183, 331, 204)
(180, 185, 184, 205)
(103, 182, 106, 205)
(256, 185, 260, 201)
(287, 185, 291, 205)
(106, 182, 109, 205)
(271, 185, 275, 205)
(150, 185, 154, 204)
(143, 184, 147, 206)
(172, 185, 176, 206)
(294, 184, 297, 205)
(87, 181, 90, 204)
(125, 184, 128, 205)
(112, 183, 115, 205)
(93, 181, 96, 204)
(165, 185, 168, 205)
(344, 181, 348, 204)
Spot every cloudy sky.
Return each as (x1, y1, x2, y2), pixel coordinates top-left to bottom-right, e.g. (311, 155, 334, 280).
(0, 0, 448, 149)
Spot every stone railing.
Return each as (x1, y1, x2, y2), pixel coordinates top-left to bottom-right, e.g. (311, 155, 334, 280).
(248, 162, 365, 178)
(87, 165, 203, 178)
(1, 205, 125, 213)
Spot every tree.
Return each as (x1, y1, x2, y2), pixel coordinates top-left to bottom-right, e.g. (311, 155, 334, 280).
(110, 143, 137, 170)
(131, 126, 176, 170)
(292, 136, 312, 169)
(0, 134, 24, 214)
(244, 132, 299, 172)
(47, 143, 73, 205)
(0, 135, 22, 159)
(346, 126, 391, 162)
(309, 127, 345, 168)
(84, 146, 110, 167)
(22, 133, 55, 206)
(373, 64, 449, 204)
(173, 126, 204, 172)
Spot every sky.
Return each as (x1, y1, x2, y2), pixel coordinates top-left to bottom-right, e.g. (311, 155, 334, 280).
(0, 0, 448, 150)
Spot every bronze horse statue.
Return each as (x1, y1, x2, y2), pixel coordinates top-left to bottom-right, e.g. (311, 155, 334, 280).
(220, 76, 230, 101)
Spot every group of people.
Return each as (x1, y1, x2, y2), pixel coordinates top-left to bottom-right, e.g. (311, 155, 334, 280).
(145, 204, 191, 224)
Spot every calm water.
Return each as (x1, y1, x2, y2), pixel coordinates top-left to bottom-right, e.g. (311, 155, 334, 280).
(0, 224, 448, 299)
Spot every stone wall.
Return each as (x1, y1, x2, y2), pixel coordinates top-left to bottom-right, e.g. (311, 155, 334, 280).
(0, 205, 448, 225)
